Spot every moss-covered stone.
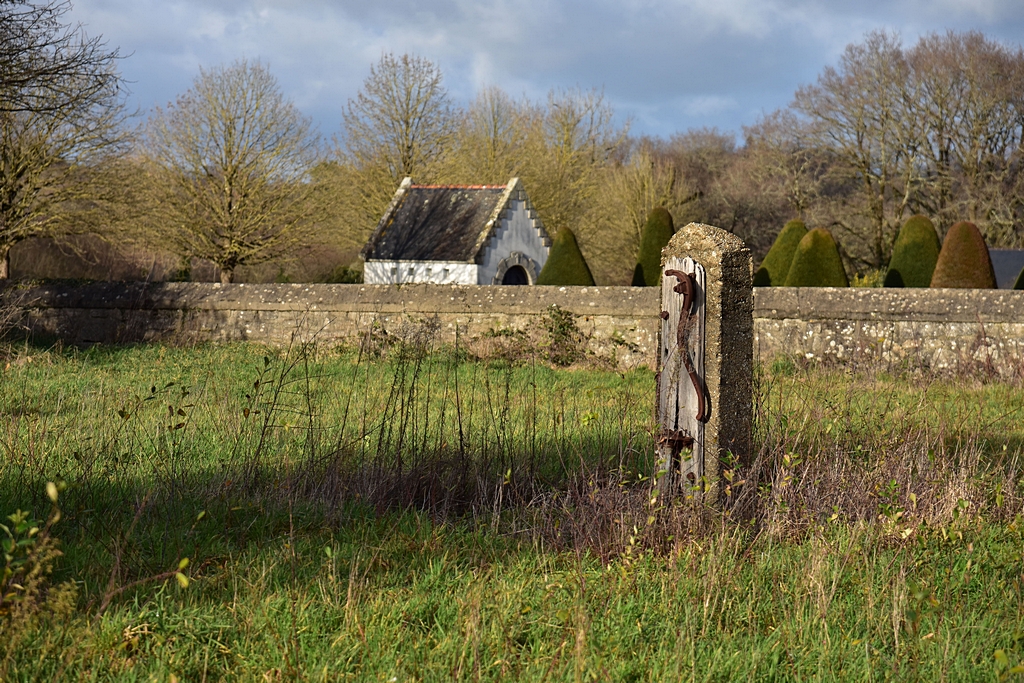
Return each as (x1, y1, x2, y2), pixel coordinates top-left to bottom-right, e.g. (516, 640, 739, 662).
(754, 220, 807, 287)
(784, 228, 849, 287)
(929, 221, 996, 289)
(884, 215, 940, 288)
(631, 207, 675, 286)
(536, 228, 595, 286)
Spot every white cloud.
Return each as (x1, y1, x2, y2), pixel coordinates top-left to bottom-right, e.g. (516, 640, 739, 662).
(69, 0, 1024, 138)
(682, 95, 739, 117)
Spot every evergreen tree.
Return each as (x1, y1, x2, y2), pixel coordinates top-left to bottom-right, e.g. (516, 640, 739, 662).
(631, 207, 674, 286)
(884, 215, 941, 287)
(536, 228, 595, 286)
(754, 220, 807, 286)
(929, 221, 996, 289)
(784, 228, 849, 287)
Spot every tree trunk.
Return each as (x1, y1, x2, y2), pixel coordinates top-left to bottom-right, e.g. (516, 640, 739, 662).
(219, 268, 234, 284)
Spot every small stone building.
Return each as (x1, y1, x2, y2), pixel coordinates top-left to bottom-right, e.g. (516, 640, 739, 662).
(361, 177, 550, 285)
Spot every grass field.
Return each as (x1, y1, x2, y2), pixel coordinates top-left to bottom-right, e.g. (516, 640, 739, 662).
(1, 336, 1023, 681)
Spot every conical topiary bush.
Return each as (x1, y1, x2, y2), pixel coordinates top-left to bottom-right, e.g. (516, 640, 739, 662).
(884, 215, 941, 288)
(784, 228, 849, 287)
(631, 207, 675, 286)
(754, 219, 807, 287)
(929, 221, 996, 289)
(1014, 265, 1024, 290)
(536, 228, 595, 286)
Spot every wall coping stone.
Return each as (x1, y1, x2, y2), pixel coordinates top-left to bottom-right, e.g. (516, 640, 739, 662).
(753, 287, 1024, 323)
(4, 282, 662, 317)
(5, 282, 1023, 323)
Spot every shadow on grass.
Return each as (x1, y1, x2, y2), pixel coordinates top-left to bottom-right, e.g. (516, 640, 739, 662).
(1, 328, 1022, 620)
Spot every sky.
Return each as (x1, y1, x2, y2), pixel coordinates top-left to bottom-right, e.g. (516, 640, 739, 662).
(68, 0, 1024, 141)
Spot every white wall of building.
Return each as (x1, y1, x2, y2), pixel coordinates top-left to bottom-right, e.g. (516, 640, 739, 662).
(364, 260, 478, 285)
(477, 199, 549, 284)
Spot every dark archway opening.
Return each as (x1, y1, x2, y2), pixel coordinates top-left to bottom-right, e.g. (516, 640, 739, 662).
(501, 265, 530, 285)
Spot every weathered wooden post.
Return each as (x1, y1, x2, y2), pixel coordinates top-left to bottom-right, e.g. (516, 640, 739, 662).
(656, 223, 752, 497)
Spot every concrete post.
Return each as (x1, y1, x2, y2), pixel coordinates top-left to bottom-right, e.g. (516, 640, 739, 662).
(657, 223, 752, 497)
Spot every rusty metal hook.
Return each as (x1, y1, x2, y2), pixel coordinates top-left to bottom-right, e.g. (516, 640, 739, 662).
(664, 269, 706, 423)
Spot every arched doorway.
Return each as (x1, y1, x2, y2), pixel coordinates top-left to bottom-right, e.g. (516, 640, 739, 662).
(492, 251, 540, 285)
(501, 265, 530, 285)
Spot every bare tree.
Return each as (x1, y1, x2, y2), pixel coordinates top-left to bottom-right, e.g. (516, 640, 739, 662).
(618, 147, 685, 250)
(0, 0, 124, 115)
(526, 87, 627, 237)
(658, 129, 775, 250)
(742, 111, 835, 221)
(907, 31, 1024, 245)
(793, 30, 923, 268)
(783, 29, 1024, 265)
(574, 140, 697, 284)
(140, 60, 322, 283)
(442, 85, 535, 184)
(0, 0, 128, 279)
(339, 53, 456, 225)
(0, 107, 128, 278)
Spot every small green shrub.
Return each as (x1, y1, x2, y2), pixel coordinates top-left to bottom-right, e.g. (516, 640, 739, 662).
(784, 228, 849, 287)
(929, 221, 996, 289)
(769, 355, 797, 377)
(851, 269, 884, 287)
(536, 228, 595, 286)
(631, 207, 675, 287)
(542, 305, 588, 366)
(1, 484, 78, 673)
(754, 220, 807, 287)
(884, 215, 941, 288)
(325, 264, 363, 284)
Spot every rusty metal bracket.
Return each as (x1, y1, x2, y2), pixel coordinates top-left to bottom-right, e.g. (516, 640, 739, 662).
(657, 429, 694, 450)
(664, 269, 706, 423)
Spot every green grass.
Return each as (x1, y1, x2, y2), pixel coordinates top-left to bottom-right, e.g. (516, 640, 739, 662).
(11, 514, 1024, 681)
(2, 341, 1024, 681)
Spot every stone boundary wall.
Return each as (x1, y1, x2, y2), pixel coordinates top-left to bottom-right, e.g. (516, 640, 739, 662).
(3, 282, 1023, 373)
(2, 282, 662, 367)
(755, 287, 1024, 375)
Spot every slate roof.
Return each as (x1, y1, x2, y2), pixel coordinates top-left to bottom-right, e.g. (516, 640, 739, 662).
(361, 178, 544, 262)
(990, 249, 1024, 289)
